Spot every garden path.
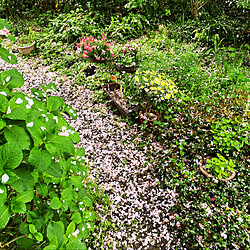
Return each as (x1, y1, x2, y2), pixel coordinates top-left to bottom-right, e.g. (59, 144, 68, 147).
(1, 56, 179, 249)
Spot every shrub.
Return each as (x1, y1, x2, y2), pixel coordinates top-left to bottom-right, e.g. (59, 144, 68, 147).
(0, 19, 99, 249)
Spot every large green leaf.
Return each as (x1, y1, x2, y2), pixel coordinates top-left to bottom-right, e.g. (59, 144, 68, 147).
(0, 69, 24, 89)
(0, 184, 7, 207)
(0, 204, 10, 229)
(50, 197, 62, 210)
(47, 221, 64, 248)
(66, 240, 87, 250)
(0, 94, 8, 113)
(46, 162, 63, 178)
(0, 47, 17, 64)
(4, 125, 31, 150)
(12, 168, 35, 192)
(28, 147, 52, 171)
(0, 142, 23, 170)
(15, 190, 34, 203)
(47, 96, 64, 112)
(45, 135, 75, 156)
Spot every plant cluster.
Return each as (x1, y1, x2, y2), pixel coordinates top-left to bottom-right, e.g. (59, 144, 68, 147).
(0, 19, 109, 249)
(77, 33, 112, 62)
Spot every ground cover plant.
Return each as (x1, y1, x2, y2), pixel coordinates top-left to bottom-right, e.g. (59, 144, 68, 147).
(1, 1, 249, 248)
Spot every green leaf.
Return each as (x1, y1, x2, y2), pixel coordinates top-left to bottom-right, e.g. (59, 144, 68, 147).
(19, 222, 29, 234)
(69, 175, 83, 189)
(4, 125, 31, 150)
(82, 196, 93, 207)
(66, 221, 75, 237)
(0, 142, 23, 170)
(46, 162, 63, 178)
(0, 118, 6, 130)
(37, 183, 48, 197)
(50, 197, 62, 210)
(0, 204, 10, 229)
(65, 104, 78, 119)
(0, 94, 8, 113)
(0, 47, 17, 64)
(0, 69, 24, 89)
(11, 201, 26, 214)
(40, 82, 57, 93)
(82, 210, 95, 221)
(16, 238, 35, 249)
(29, 224, 37, 234)
(66, 240, 87, 250)
(12, 168, 35, 192)
(15, 190, 34, 203)
(31, 88, 45, 99)
(0, 184, 7, 207)
(43, 245, 57, 250)
(47, 96, 64, 112)
(45, 135, 75, 156)
(34, 232, 43, 241)
(71, 212, 82, 224)
(47, 221, 64, 247)
(28, 147, 52, 171)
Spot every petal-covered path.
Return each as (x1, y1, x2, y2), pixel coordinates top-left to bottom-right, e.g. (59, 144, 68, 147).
(1, 56, 178, 249)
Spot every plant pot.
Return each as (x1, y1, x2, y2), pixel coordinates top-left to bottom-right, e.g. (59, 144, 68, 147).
(17, 42, 36, 55)
(103, 83, 139, 117)
(87, 56, 105, 63)
(115, 63, 136, 73)
(199, 156, 236, 181)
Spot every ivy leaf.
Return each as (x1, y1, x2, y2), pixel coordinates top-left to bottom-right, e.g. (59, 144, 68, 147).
(47, 221, 65, 248)
(0, 69, 24, 89)
(28, 147, 52, 171)
(4, 125, 31, 150)
(0, 204, 10, 230)
(0, 142, 23, 170)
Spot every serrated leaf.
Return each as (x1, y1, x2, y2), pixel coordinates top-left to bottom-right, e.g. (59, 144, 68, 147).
(4, 125, 31, 150)
(47, 221, 64, 247)
(45, 135, 75, 156)
(50, 197, 62, 210)
(0, 142, 23, 170)
(0, 69, 24, 89)
(0, 204, 10, 229)
(28, 147, 52, 171)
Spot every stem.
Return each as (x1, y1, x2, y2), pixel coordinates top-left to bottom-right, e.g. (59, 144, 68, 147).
(0, 235, 26, 248)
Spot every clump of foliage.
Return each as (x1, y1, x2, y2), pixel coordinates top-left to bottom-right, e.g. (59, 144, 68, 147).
(0, 19, 108, 249)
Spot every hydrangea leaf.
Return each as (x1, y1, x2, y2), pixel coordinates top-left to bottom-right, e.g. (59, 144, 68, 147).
(0, 69, 24, 89)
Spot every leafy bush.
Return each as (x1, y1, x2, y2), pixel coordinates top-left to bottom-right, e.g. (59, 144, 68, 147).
(0, 19, 102, 249)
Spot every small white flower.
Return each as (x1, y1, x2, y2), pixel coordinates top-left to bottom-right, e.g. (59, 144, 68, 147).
(69, 109, 74, 113)
(71, 131, 75, 135)
(26, 104, 32, 109)
(72, 161, 76, 165)
(62, 126, 67, 131)
(75, 188, 78, 191)
(15, 98, 23, 104)
(38, 108, 43, 111)
(5, 76, 11, 82)
(41, 114, 46, 117)
(0, 189, 4, 194)
(40, 127, 46, 131)
(2, 173, 9, 183)
(72, 229, 79, 237)
(53, 116, 58, 123)
(221, 232, 227, 239)
(86, 223, 91, 229)
(0, 91, 7, 96)
(45, 118, 49, 122)
(6, 106, 11, 114)
(58, 131, 69, 137)
(8, 56, 11, 61)
(82, 226, 85, 232)
(79, 202, 83, 205)
(27, 122, 34, 127)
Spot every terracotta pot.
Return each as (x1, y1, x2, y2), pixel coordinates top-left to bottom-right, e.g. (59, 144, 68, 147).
(103, 83, 139, 117)
(17, 42, 36, 55)
(199, 156, 236, 181)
